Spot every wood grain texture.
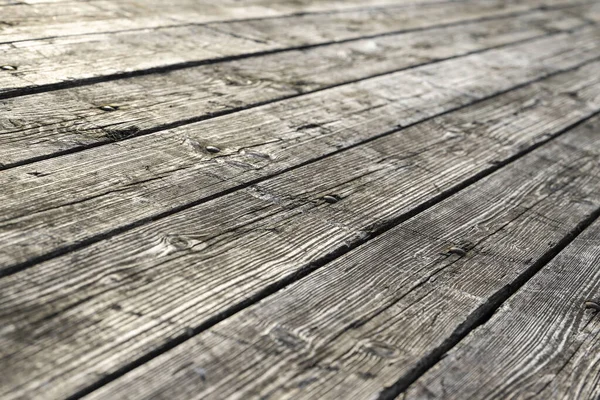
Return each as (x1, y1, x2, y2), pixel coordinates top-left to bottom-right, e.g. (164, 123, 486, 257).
(0, 8, 587, 167)
(84, 107, 600, 400)
(404, 216, 600, 400)
(1, 59, 599, 399)
(537, 314, 600, 400)
(1, 27, 600, 271)
(0, 0, 592, 93)
(0, 0, 436, 43)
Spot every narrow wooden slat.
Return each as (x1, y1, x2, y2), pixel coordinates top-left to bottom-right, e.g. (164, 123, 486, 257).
(1, 60, 600, 400)
(1, 27, 600, 271)
(0, 0, 592, 94)
(404, 216, 600, 399)
(84, 113, 600, 400)
(0, 8, 587, 167)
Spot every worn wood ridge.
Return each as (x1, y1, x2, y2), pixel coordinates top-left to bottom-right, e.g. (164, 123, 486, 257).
(2, 1, 600, 400)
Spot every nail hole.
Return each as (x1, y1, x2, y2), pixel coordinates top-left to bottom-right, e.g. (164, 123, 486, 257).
(1, 65, 17, 71)
(206, 145, 221, 153)
(323, 195, 341, 204)
(99, 104, 119, 112)
(584, 300, 600, 311)
(445, 246, 467, 257)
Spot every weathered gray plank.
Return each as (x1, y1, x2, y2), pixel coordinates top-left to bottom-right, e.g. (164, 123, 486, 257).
(0, 8, 586, 167)
(83, 113, 600, 400)
(0, 0, 591, 93)
(404, 217, 600, 399)
(1, 27, 600, 271)
(1, 59, 599, 400)
(0, 0, 431, 43)
(3, 0, 587, 44)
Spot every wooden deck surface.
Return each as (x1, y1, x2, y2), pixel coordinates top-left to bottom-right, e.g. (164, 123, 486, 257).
(1, 1, 600, 399)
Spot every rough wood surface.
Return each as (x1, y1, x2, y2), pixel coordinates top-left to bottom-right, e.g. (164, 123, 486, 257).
(1, 59, 599, 399)
(0, 1, 592, 94)
(404, 215, 600, 400)
(0, 7, 586, 167)
(0, 0, 438, 43)
(1, 0, 587, 44)
(84, 109, 600, 400)
(1, 27, 599, 272)
(3, 2, 600, 399)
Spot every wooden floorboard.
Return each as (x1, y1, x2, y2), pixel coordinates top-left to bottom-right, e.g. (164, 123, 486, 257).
(0, 0, 443, 43)
(2, 26, 600, 271)
(2, 1, 600, 399)
(1, 58, 600, 398)
(85, 107, 600, 400)
(0, 7, 587, 165)
(1, 0, 586, 95)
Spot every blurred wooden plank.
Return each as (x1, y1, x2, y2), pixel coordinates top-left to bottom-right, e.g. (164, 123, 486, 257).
(0, 0, 591, 93)
(0, 0, 435, 42)
(1, 59, 599, 399)
(0, 8, 586, 167)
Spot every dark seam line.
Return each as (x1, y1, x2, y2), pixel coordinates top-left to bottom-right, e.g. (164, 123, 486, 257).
(2, 56, 599, 281)
(376, 200, 600, 398)
(0, 23, 593, 171)
(50, 99, 600, 398)
(0, 0, 592, 97)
